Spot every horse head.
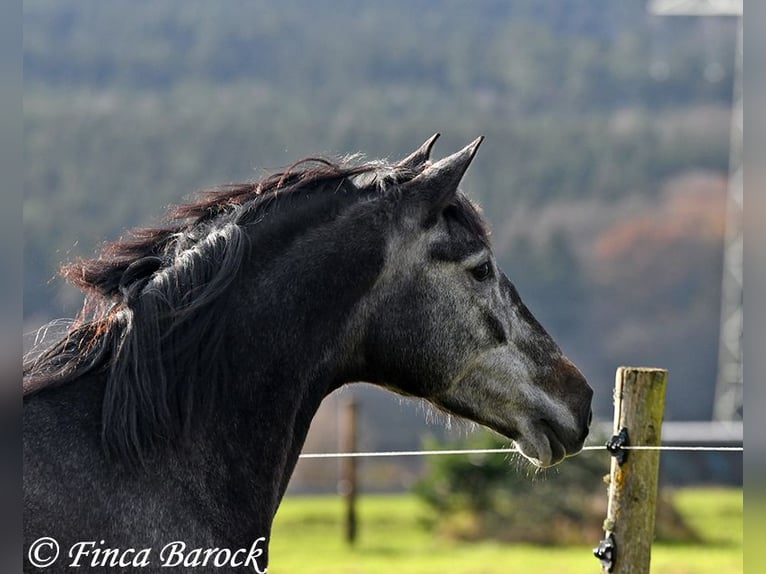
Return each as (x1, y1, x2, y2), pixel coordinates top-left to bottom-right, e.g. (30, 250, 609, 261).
(361, 135, 593, 467)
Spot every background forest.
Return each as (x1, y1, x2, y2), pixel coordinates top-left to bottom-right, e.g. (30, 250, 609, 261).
(24, 0, 738, 489)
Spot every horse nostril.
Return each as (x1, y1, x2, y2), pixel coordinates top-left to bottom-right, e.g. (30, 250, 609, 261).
(587, 409, 593, 427)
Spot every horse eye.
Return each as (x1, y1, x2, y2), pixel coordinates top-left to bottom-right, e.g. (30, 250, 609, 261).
(470, 261, 492, 282)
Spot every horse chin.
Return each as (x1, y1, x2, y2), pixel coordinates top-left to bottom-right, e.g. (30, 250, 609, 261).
(513, 429, 567, 468)
(432, 397, 570, 468)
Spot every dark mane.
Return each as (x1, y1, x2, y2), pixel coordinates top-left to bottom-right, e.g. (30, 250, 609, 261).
(60, 158, 390, 302)
(23, 155, 488, 466)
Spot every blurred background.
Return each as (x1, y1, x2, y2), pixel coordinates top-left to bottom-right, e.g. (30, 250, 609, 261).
(23, 1, 743, 572)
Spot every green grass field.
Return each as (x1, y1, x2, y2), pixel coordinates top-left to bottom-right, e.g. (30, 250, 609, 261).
(269, 488, 742, 573)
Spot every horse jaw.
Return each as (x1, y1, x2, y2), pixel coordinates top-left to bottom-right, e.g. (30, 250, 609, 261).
(433, 348, 587, 468)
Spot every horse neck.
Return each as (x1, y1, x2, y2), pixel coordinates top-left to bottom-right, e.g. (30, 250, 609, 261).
(181, 193, 388, 538)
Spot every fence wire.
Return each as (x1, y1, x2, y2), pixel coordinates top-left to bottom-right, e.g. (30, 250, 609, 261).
(298, 444, 743, 459)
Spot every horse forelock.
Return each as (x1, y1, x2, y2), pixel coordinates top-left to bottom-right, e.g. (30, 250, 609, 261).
(444, 194, 491, 246)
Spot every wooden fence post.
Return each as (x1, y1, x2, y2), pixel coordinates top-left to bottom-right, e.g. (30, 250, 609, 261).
(340, 397, 358, 545)
(595, 367, 668, 574)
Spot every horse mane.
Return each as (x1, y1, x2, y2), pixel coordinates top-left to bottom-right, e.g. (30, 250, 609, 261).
(61, 157, 393, 301)
(23, 154, 488, 467)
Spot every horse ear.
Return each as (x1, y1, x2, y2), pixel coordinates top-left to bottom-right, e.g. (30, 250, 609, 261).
(403, 136, 484, 226)
(397, 133, 440, 172)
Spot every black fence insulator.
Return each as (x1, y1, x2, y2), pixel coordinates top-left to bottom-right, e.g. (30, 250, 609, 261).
(593, 533, 616, 572)
(606, 427, 630, 465)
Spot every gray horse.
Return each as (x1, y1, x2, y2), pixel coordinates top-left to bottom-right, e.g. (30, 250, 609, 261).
(24, 135, 592, 572)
